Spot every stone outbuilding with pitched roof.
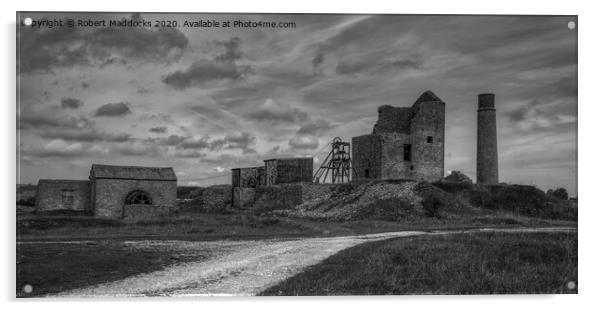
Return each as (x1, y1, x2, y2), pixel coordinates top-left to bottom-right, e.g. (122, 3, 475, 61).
(36, 164, 177, 219)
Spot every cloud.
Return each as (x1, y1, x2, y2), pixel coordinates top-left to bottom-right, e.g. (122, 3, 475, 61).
(246, 98, 309, 124)
(147, 132, 256, 154)
(311, 50, 324, 68)
(39, 128, 131, 142)
(19, 13, 189, 73)
(212, 166, 226, 173)
(214, 37, 243, 62)
(223, 132, 256, 154)
(335, 55, 423, 75)
(19, 105, 93, 129)
(173, 149, 204, 158)
(505, 99, 577, 131)
(60, 97, 84, 109)
(163, 37, 253, 89)
(288, 135, 320, 150)
(298, 118, 336, 135)
(22, 139, 107, 158)
(111, 140, 165, 157)
(149, 126, 167, 133)
(162, 59, 252, 89)
(94, 102, 131, 117)
(80, 81, 90, 89)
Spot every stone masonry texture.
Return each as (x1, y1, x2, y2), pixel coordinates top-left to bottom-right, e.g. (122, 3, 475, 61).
(352, 90, 445, 182)
(36, 180, 90, 212)
(477, 93, 499, 184)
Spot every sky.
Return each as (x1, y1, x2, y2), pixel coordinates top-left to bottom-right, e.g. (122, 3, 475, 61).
(16, 13, 577, 195)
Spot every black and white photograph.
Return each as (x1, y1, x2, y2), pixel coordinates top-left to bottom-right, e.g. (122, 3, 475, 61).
(15, 10, 578, 298)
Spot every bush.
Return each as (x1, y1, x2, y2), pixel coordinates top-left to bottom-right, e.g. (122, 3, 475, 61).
(17, 196, 36, 207)
(465, 188, 494, 209)
(552, 188, 569, 200)
(422, 194, 444, 218)
(432, 181, 473, 193)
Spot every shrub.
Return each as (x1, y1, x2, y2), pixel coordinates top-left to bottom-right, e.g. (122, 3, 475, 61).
(432, 180, 473, 193)
(552, 188, 569, 200)
(422, 194, 444, 218)
(17, 196, 36, 206)
(465, 188, 494, 209)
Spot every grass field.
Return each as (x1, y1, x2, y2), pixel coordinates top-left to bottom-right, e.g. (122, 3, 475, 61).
(260, 232, 578, 295)
(16, 240, 211, 297)
(17, 209, 574, 242)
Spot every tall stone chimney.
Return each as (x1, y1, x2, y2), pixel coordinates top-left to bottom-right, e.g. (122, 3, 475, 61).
(476, 93, 499, 184)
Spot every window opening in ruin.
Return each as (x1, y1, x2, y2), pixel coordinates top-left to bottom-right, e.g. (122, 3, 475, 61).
(403, 144, 412, 161)
(61, 190, 74, 206)
(427, 136, 433, 143)
(125, 190, 152, 205)
(365, 169, 370, 178)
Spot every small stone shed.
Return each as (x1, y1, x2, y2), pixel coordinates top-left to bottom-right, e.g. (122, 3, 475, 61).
(35, 164, 177, 219)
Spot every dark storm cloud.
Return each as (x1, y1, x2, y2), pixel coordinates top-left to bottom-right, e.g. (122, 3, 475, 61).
(18, 13, 189, 73)
(163, 37, 253, 89)
(245, 99, 309, 124)
(60, 97, 84, 109)
(149, 126, 167, 134)
(39, 128, 131, 142)
(94, 102, 131, 117)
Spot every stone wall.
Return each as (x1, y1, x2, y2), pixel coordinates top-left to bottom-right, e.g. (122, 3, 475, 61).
(201, 185, 231, 212)
(244, 182, 334, 210)
(352, 91, 445, 182)
(232, 187, 256, 208)
(122, 204, 171, 221)
(352, 134, 382, 179)
(264, 158, 313, 185)
(92, 178, 177, 218)
(409, 99, 445, 181)
(36, 180, 90, 212)
(373, 105, 412, 134)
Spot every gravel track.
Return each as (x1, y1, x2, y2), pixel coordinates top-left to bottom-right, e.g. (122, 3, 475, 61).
(41, 226, 575, 297)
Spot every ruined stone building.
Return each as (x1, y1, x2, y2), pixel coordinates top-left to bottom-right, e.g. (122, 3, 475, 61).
(36, 164, 177, 218)
(476, 93, 499, 184)
(231, 157, 313, 208)
(352, 90, 445, 182)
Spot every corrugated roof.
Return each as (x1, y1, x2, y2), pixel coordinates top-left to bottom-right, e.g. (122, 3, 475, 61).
(90, 164, 177, 181)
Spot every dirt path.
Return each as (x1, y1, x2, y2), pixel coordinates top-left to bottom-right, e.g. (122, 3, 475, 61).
(45, 227, 575, 297)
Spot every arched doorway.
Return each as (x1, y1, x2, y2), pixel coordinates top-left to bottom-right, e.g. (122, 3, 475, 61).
(125, 190, 153, 205)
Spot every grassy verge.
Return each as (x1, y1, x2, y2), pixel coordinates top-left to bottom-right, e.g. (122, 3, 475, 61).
(260, 232, 577, 295)
(16, 209, 575, 242)
(16, 240, 210, 297)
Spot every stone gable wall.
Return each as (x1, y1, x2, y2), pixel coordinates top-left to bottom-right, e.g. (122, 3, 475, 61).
(92, 178, 176, 218)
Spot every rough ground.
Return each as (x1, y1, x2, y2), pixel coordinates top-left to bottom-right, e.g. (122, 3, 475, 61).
(27, 226, 575, 297)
